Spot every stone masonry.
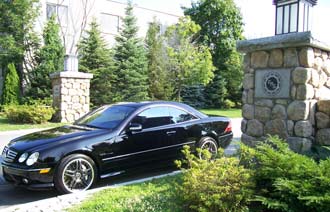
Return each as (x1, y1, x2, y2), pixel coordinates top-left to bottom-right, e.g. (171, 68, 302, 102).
(237, 32, 330, 152)
(50, 71, 93, 123)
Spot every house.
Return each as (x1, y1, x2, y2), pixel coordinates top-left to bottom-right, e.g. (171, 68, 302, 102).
(37, 0, 181, 54)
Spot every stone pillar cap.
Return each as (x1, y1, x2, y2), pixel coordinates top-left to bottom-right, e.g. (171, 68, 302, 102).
(237, 31, 330, 53)
(50, 71, 93, 79)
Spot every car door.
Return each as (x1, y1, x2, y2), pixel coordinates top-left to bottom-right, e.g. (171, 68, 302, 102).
(167, 106, 200, 157)
(103, 106, 178, 172)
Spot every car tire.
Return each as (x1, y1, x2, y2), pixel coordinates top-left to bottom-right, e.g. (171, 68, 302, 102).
(54, 154, 97, 194)
(197, 137, 218, 159)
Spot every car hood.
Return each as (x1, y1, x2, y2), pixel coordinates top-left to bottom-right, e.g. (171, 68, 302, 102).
(7, 125, 109, 152)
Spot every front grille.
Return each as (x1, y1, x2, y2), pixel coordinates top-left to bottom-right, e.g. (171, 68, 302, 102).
(2, 146, 18, 162)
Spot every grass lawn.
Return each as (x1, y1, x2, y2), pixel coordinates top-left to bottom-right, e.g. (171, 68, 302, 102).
(70, 174, 184, 212)
(0, 114, 64, 132)
(200, 108, 242, 118)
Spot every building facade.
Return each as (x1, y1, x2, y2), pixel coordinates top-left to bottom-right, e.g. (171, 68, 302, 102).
(37, 0, 180, 54)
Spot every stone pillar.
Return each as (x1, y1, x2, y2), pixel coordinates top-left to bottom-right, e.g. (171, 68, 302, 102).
(50, 71, 93, 123)
(237, 31, 330, 152)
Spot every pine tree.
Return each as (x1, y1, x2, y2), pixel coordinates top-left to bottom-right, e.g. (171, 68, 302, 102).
(146, 20, 173, 100)
(2, 63, 20, 105)
(78, 19, 115, 106)
(27, 15, 65, 99)
(112, 2, 149, 102)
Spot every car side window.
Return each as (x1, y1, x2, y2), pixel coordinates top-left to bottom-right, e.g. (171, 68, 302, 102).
(131, 106, 171, 129)
(168, 107, 197, 124)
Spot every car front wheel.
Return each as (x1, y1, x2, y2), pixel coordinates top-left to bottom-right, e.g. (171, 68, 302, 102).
(54, 154, 96, 194)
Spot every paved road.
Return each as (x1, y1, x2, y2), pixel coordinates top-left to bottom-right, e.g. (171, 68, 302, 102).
(0, 118, 242, 209)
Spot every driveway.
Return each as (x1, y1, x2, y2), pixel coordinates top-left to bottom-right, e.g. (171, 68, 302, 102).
(0, 118, 242, 210)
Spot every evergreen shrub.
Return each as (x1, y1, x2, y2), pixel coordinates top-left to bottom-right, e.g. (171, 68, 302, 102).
(2, 63, 20, 105)
(240, 136, 330, 212)
(176, 146, 254, 212)
(4, 104, 54, 124)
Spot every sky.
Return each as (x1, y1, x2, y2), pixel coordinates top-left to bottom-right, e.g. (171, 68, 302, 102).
(126, 0, 330, 44)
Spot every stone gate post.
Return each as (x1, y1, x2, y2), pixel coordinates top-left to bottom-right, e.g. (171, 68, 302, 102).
(237, 32, 330, 153)
(50, 55, 93, 123)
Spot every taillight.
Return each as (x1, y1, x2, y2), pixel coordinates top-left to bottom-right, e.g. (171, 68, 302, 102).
(224, 121, 232, 133)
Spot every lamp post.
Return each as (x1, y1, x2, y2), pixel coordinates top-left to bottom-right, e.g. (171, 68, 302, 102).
(273, 0, 317, 35)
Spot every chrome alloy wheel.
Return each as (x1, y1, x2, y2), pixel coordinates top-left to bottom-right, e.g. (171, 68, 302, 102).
(199, 139, 218, 159)
(61, 158, 94, 192)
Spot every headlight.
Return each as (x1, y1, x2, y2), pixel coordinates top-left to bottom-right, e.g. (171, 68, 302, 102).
(18, 153, 28, 163)
(26, 152, 39, 166)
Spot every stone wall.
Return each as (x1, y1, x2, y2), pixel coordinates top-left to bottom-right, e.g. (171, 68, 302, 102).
(315, 100, 330, 146)
(238, 32, 330, 152)
(51, 71, 93, 123)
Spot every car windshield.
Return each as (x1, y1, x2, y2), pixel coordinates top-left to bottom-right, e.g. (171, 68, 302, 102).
(75, 105, 136, 129)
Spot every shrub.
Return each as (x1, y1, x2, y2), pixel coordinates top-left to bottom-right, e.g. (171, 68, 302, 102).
(2, 63, 20, 105)
(176, 146, 254, 212)
(4, 104, 55, 124)
(240, 136, 330, 212)
(223, 99, 236, 109)
(181, 85, 207, 108)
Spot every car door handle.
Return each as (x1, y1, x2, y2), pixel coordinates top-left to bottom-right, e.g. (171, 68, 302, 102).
(166, 130, 176, 135)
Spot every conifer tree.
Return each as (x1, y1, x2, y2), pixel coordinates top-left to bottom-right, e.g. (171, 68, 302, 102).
(78, 19, 115, 106)
(2, 63, 20, 105)
(146, 20, 173, 100)
(27, 15, 65, 99)
(112, 2, 149, 102)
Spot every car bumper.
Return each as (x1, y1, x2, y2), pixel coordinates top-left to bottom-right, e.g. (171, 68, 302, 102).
(2, 162, 54, 190)
(218, 132, 233, 149)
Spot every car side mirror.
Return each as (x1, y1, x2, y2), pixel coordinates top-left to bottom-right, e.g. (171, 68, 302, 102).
(128, 123, 142, 132)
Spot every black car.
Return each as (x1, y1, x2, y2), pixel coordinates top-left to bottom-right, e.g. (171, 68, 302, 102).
(1, 101, 232, 194)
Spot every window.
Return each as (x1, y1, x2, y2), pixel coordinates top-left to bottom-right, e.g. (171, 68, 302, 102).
(132, 107, 171, 129)
(168, 107, 196, 124)
(76, 105, 135, 129)
(46, 3, 68, 26)
(101, 13, 120, 33)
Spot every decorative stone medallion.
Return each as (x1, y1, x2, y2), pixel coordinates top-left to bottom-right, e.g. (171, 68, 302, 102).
(263, 71, 281, 96)
(255, 69, 291, 98)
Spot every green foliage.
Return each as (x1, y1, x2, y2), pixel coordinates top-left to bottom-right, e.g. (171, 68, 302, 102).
(112, 2, 149, 102)
(0, 0, 40, 80)
(176, 146, 254, 212)
(70, 175, 184, 212)
(165, 17, 215, 101)
(223, 99, 236, 109)
(4, 104, 55, 124)
(307, 145, 330, 161)
(27, 15, 64, 99)
(240, 136, 330, 212)
(146, 19, 173, 100)
(78, 19, 115, 106)
(181, 85, 207, 108)
(184, 0, 244, 107)
(2, 63, 20, 105)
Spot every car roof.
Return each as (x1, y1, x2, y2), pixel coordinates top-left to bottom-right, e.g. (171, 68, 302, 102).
(111, 101, 208, 118)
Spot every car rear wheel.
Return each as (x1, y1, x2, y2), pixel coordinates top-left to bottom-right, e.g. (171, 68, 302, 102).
(54, 154, 97, 194)
(197, 137, 218, 159)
